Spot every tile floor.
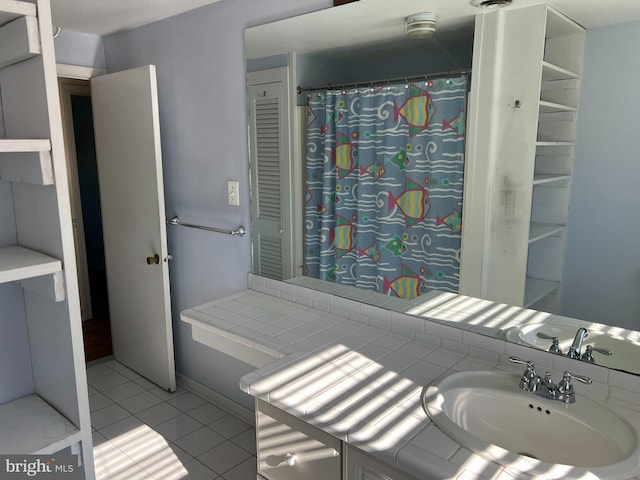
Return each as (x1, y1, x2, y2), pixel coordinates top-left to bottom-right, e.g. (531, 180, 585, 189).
(87, 359, 257, 480)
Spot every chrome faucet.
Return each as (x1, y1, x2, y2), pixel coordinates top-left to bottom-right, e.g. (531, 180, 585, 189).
(536, 328, 613, 364)
(568, 327, 588, 359)
(509, 356, 592, 403)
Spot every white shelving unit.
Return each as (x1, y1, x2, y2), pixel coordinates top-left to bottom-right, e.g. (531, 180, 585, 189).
(527, 7, 584, 312)
(461, 5, 584, 313)
(0, 395, 82, 454)
(0, 0, 95, 475)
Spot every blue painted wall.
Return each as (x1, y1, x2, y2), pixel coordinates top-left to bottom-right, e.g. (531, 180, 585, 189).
(561, 21, 640, 330)
(102, 0, 331, 408)
(54, 30, 106, 68)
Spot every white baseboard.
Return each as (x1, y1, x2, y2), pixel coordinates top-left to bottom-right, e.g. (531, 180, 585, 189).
(176, 372, 254, 425)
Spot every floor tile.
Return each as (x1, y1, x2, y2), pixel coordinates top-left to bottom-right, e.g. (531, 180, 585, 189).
(99, 415, 146, 444)
(114, 425, 170, 462)
(133, 443, 189, 480)
(149, 385, 186, 401)
(104, 359, 128, 372)
(229, 429, 256, 455)
(154, 414, 203, 442)
(133, 377, 157, 390)
(89, 371, 130, 392)
(208, 415, 251, 439)
(90, 382, 254, 480)
(118, 391, 164, 414)
(136, 402, 182, 426)
(99, 461, 150, 480)
(92, 431, 108, 447)
(221, 457, 257, 480)
(104, 361, 139, 376)
(166, 392, 207, 412)
(174, 427, 226, 457)
(181, 459, 219, 480)
(102, 381, 146, 402)
(91, 404, 131, 430)
(93, 439, 134, 479)
(187, 403, 227, 425)
(89, 393, 114, 413)
(167, 443, 194, 464)
(86, 364, 114, 381)
(197, 440, 252, 475)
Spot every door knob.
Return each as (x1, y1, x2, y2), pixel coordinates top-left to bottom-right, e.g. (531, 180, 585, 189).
(146, 254, 160, 265)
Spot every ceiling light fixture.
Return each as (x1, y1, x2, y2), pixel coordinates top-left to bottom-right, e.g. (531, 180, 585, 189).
(405, 13, 437, 39)
(471, 0, 513, 8)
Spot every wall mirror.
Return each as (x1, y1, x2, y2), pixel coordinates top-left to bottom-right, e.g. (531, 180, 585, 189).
(244, 0, 640, 374)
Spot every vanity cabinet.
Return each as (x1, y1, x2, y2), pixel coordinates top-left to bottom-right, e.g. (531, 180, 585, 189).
(344, 446, 420, 480)
(256, 400, 424, 480)
(461, 5, 584, 313)
(256, 399, 342, 480)
(0, 0, 94, 475)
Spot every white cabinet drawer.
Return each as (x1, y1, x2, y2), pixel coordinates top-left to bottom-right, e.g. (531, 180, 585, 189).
(257, 399, 342, 480)
(345, 445, 421, 480)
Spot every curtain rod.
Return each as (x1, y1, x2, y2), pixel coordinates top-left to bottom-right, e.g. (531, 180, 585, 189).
(297, 68, 472, 94)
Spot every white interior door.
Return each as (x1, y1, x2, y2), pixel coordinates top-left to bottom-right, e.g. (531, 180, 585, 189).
(91, 65, 175, 391)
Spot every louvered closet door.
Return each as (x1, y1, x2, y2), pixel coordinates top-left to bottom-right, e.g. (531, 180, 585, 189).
(249, 80, 288, 280)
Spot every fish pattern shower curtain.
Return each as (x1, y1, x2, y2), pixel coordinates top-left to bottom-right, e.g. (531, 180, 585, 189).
(304, 77, 467, 299)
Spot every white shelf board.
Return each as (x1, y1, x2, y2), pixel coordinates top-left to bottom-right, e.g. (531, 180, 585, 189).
(539, 100, 577, 113)
(0, 142, 54, 184)
(528, 223, 566, 243)
(0, 245, 61, 284)
(0, 14, 40, 69)
(533, 174, 571, 185)
(542, 61, 579, 81)
(0, 0, 36, 25)
(0, 395, 81, 454)
(535, 142, 574, 156)
(545, 7, 583, 39)
(525, 277, 561, 307)
(0, 139, 50, 152)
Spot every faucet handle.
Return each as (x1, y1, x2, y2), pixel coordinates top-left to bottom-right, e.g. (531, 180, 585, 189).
(558, 371, 592, 403)
(509, 356, 538, 391)
(508, 356, 536, 371)
(536, 332, 563, 354)
(570, 372, 592, 385)
(581, 345, 613, 363)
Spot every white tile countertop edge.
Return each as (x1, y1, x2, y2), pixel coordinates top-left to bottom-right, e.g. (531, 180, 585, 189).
(181, 284, 640, 480)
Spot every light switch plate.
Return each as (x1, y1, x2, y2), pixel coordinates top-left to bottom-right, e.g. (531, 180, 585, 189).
(227, 180, 240, 206)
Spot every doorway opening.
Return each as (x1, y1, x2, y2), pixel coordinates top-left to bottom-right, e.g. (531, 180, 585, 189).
(58, 77, 113, 362)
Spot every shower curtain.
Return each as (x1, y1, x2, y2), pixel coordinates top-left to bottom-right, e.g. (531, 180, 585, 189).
(304, 76, 467, 299)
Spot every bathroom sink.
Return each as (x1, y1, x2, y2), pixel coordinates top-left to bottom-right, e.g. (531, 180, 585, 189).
(501, 323, 640, 369)
(423, 371, 640, 479)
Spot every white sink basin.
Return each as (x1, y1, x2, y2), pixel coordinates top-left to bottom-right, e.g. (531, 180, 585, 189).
(423, 371, 640, 479)
(501, 323, 640, 370)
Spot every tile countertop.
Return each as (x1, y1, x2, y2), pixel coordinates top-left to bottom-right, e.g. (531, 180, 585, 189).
(181, 289, 640, 480)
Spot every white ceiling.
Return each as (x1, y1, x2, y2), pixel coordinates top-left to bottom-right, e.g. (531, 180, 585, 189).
(244, 0, 640, 59)
(50, 0, 223, 36)
(49, 0, 640, 41)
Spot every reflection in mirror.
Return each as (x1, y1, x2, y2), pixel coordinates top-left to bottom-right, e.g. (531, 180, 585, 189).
(245, 0, 640, 374)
